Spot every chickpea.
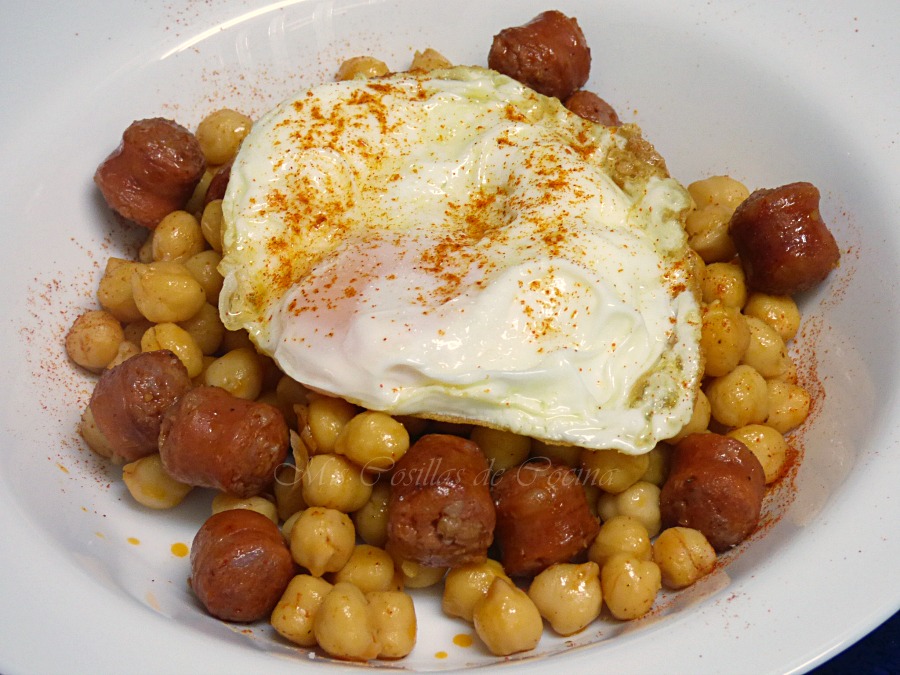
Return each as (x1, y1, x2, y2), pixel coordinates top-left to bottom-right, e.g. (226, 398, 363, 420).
(123, 318, 153, 345)
(196, 108, 253, 166)
(393, 558, 447, 589)
(122, 454, 192, 509)
(587, 515, 652, 566)
(184, 167, 215, 215)
(442, 558, 512, 623)
(334, 411, 410, 473)
(140, 322, 204, 378)
(150, 210, 205, 262)
(742, 316, 789, 378)
(700, 301, 751, 377)
(200, 199, 225, 253)
(600, 553, 661, 621)
(685, 205, 736, 263)
(366, 591, 417, 659)
(270, 574, 333, 647)
(281, 509, 303, 543)
(766, 380, 811, 433)
(331, 544, 398, 593)
(409, 47, 452, 71)
(743, 293, 801, 343)
(302, 454, 373, 513)
(706, 364, 769, 428)
(640, 443, 671, 486)
(273, 463, 306, 522)
(314, 582, 380, 661)
(65, 309, 124, 372)
(307, 396, 358, 454)
(469, 426, 531, 473)
(528, 562, 602, 636)
(531, 439, 581, 467)
(701, 261, 747, 309)
(336, 56, 389, 81)
(79, 406, 116, 461)
(289, 506, 355, 577)
(653, 527, 717, 589)
(97, 258, 144, 323)
(597, 481, 661, 537)
(580, 448, 649, 494)
(211, 493, 278, 523)
(177, 302, 224, 355)
(668, 390, 711, 444)
(472, 577, 543, 656)
(275, 375, 310, 428)
(687, 175, 750, 211)
(106, 340, 140, 370)
(183, 249, 224, 305)
(727, 424, 788, 484)
(131, 260, 206, 323)
(352, 481, 391, 548)
(202, 347, 264, 400)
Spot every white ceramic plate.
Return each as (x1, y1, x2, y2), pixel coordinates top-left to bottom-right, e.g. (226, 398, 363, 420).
(1, 1, 897, 673)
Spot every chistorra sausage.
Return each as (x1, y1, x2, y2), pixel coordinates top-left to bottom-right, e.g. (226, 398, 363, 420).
(190, 509, 295, 622)
(660, 432, 766, 552)
(488, 10, 591, 101)
(88, 350, 192, 464)
(492, 460, 599, 577)
(159, 385, 288, 498)
(94, 117, 205, 229)
(386, 434, 495, 568)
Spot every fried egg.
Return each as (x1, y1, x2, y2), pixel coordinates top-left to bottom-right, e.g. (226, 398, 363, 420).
(219, 66, 700, 454)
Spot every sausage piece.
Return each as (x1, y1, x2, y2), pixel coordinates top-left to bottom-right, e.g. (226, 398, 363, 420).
(492, 460, 599, 577)
(729, 182, 841, 295)
(190, 509, 295, 622)
(94, 117, 206, 229)
(565, 90, 621, 126)
(386, 434, 495, 568)
(88, 350, 193, 464)
(204, 160, 232, 206)
(659, 433, 766, 552)
(488, 10, 591, 101)
(158, 385, 288, 497)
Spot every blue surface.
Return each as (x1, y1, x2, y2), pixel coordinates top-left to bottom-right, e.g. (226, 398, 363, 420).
(812, 610, 900, 674)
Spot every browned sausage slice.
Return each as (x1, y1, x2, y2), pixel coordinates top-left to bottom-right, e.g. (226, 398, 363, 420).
(659, 433, 766, 552)
(94, 117, 205, 229)
(386, 434, 495, 568)
(158, 385, 288, 498)
(190, 509, 295, 622)
(488, 10, 591, 101)
(565, 90, 621, 126)
(492, 460, 599, 577)
(729, 182, 841, 295)
(88, 350, 193, 463)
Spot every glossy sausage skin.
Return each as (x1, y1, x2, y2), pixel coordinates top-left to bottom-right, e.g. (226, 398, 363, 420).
(204, 160, 232, 206)
(659, 433, 766, 552)
(386, 434, 495, 568)
(488, 10, 591, 101)
(94, 118, 205, 229)
(88, 350, 192, 463)
(565, 90, 621, 126)
(729, 182, 840, 295)
(190, 509, 295, 622)
(158, 385, 289, 498)
(492, 460, 600, 577)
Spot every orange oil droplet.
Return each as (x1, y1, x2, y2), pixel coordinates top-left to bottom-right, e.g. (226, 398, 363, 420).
(434, 651, 448, 659)
(127, 537, 140, 545)
(171, 542, 189, 557)
(57, 463, 69, 473)
(452, 633, 474, 648)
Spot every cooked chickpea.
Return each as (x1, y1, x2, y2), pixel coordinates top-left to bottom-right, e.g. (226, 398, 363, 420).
(183, 249, 224, 305)
(302, 453, 372, 513)
(65, 309, 124, 372)
(766, 380, 811, 433)
(531, 440, 581, 467)
(409, 47, 452, 71)
(122, 453, 192, 508)
(137, 235, 153, 264)
(652, 527, 717, 589)
(202, 347, 263, 400)
(442, 558, 512, 623)
(472, 577, 543, 656)
(743, 293, 801, 343)
(597, 481, 661, 537)
(352, 481, 391, 548)
(469, 426, 531, 473)
(640, 443, 671, 486)
(177, 302, 224, 355)
(270, 574, 333, 647)
(289, 506, 356, 577)
(366, 591, 417, 659)
(281, 509, 303, 542)
(687, 175, 750, 211)
(106, 340, 141, 370)
(195, 108, 253, 165)
(580, 448, 649, 494)
(587, 515, 652, 566)
(307, 396, 358, 454)
(275, 375, 310, 428)
(336, 56, 389, 81)
(600, 553, 661, 621)
(528, 562, 602, 636)
(150, 210, 205, 262)
(200, 199, 225, 253)
(700, 301, 751, 377)
(273, 463, 306, 522)
(742, 316, 789, 378)
(685, 205, 736, 263)
(701, 261, 747, 309)
(79, 406, 115, 461)
(334, 411, 410, 473)
(727, 424, 788, 484)
(185, 167, 215, 215)
(668, 390, 711, 444)
(706, 364, 769, 428)
(140, 322, 204, 378)
(123, 318, 153, 345)
(211, 493, 278, 523)
(131, 260, 206, 323)
(393, 558, 446, 589)
(331, 544, 398, 593)
(97, 258, 144, 323)
(314, 582, 380, 661)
